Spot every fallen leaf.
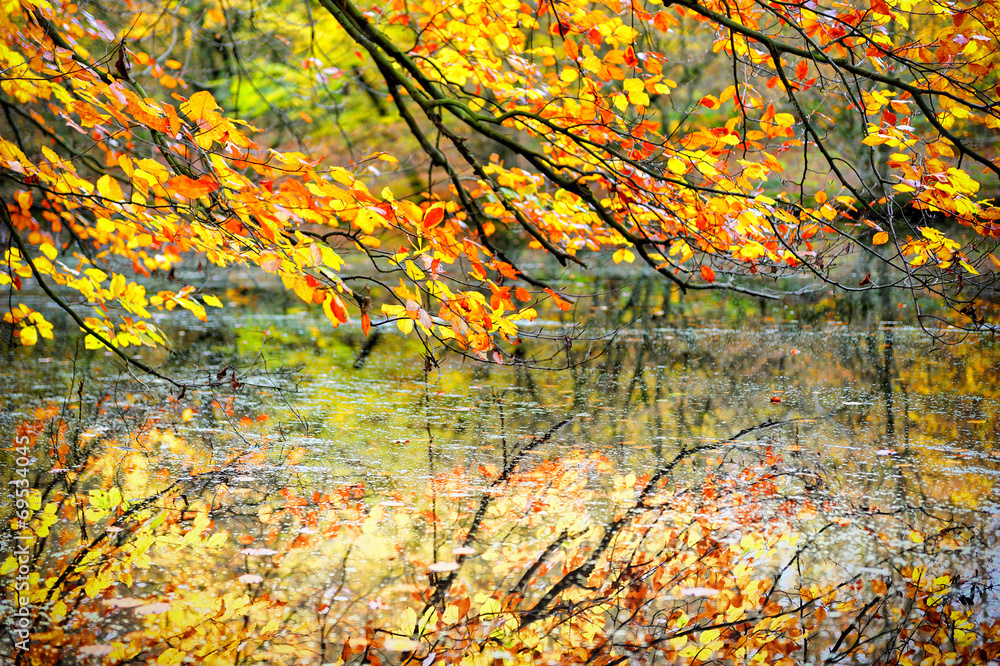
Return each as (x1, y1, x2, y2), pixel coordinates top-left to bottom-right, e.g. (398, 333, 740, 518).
(134, 602, 172, 615)
(428, 561, 460, 572)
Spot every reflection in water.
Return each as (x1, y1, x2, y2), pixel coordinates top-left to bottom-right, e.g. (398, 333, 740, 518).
(1, 313, 999, 664)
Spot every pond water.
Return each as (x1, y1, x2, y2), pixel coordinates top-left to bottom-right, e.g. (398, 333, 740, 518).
(1, 303, 999, 664)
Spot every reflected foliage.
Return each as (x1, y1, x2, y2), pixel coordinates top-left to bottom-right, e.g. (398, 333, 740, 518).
(2, 317, 999, 663)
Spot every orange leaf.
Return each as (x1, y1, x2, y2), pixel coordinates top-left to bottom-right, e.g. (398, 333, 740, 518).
(167, 175, 218, 199)
(362, 312, 371, 336)
(545, 288, 572, 311)
(700, 265, 716, 282)
(515, 287, 531, 302)
(872, 231, 889, 245)
(260, 252, 282, 273)
(423, 205, 445, 230)
(562, 38, 578, 61)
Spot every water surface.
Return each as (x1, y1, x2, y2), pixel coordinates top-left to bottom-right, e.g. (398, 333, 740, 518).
(1, 308, 998, 663)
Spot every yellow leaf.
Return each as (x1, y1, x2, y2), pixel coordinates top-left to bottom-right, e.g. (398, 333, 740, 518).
(97, 217, 115, 234)
(382, 304, 405, 316)
(97, 174, 123, 201)
(397, 318, 414, 334)
(613, 248, 635, 264)
(667, 157, 686, 175)
(773, 113, 796, 127)
(203, 294, 223, 307)
(872, 231, 889, 245)
(960, 260, 979, 275)
(399, 607, 417, 634)
(181, 91, 219, 123)
(110, 274, 126, 299)
(39, 242, 57, 260)
(404, 260, 425, 281)
(700, 628, 721, 644)
(627, 90, 650, 106)
(623, 78, 644, 93)
(19, 325, 38, 346)
(354, 209, 377, 235)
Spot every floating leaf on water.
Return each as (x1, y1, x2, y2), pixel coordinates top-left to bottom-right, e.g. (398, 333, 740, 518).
(384, 637, 421, 651)
(104, 598, 146, 608)
(451, 546, 476, 556)
(240, 548, 279, 556)
(239, 573, 263, 584)
(134, 602, 172, 615)
(79, 645, 115, 655)
(428, 561, 460, 572)
(678, 587, 720, 597)
(875, 449, 897, 456)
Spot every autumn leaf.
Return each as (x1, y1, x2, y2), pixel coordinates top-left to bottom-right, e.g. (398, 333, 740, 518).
(423, 205, 445, 230)
(167, 175, 219, 199)
(181, 90, 219, 123)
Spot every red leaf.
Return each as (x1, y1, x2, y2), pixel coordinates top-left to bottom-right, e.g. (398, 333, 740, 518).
(624, 46, 638, 67)
(423, 206, 444, 230)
